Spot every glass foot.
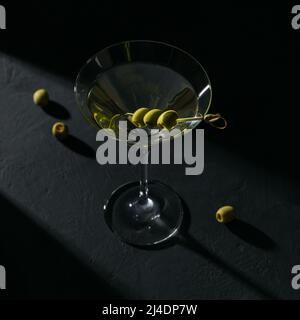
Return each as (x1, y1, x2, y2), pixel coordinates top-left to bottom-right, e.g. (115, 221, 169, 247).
(103, 181, 183, 247)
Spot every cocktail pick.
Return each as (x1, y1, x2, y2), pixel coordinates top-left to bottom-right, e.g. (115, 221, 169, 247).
(165, 110, 227, 130)
(126, 108, 227, 130)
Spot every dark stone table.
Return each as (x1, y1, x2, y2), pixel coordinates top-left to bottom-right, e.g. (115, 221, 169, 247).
(0, 2, 299, 299)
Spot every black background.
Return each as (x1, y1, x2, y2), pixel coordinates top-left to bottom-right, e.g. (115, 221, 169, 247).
(0, 1, 300, 300)
(1, 2, 296, 172)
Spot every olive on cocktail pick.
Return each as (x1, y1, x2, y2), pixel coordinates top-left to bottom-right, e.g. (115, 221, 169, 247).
(130, 107, 149, 127)
(93, 112, 110, 128)
(157, 110, 179, 130)
(143, 109, 163, 127)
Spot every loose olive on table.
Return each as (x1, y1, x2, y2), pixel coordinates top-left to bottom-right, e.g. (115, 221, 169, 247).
(52, 122, 69, 140)
(216, 206, 235, 223)
(33, 88, 49, 107)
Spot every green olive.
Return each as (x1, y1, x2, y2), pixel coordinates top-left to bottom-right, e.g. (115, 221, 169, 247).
(216, 206, 235, 224)
(109, 113, 121, 130)
(143, 109, 163, 127)
(52, 122, 68, 140)
(33, 88, 49, 107)
(131, 107, 149, 127)
(93, 112, 110, 128)
(157, 110, 179, 130)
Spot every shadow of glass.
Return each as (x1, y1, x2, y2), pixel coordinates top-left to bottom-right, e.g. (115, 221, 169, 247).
(175, 198, 279, 299)
(226, 219, 277, 250)
(0, 193, 122, 299)
(177, 233, 279, 299)
(60, 135, 95, 158)
(42, 101, 71, 120)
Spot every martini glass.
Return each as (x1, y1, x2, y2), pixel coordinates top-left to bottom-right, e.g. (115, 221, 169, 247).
(74, 40, 212, 246)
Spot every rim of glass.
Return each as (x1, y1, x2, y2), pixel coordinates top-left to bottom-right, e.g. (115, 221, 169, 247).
(74, 40, 212, 130)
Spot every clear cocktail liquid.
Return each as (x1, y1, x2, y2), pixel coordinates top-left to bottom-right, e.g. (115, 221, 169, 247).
(87, 62, 199, 136)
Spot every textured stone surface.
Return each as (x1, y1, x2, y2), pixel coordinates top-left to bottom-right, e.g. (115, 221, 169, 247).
(0, 52, 299, 299)
(0, 1, 299, 299)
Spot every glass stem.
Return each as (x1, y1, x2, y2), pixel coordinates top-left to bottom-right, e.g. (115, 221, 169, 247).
(139, 148, 149, 198)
